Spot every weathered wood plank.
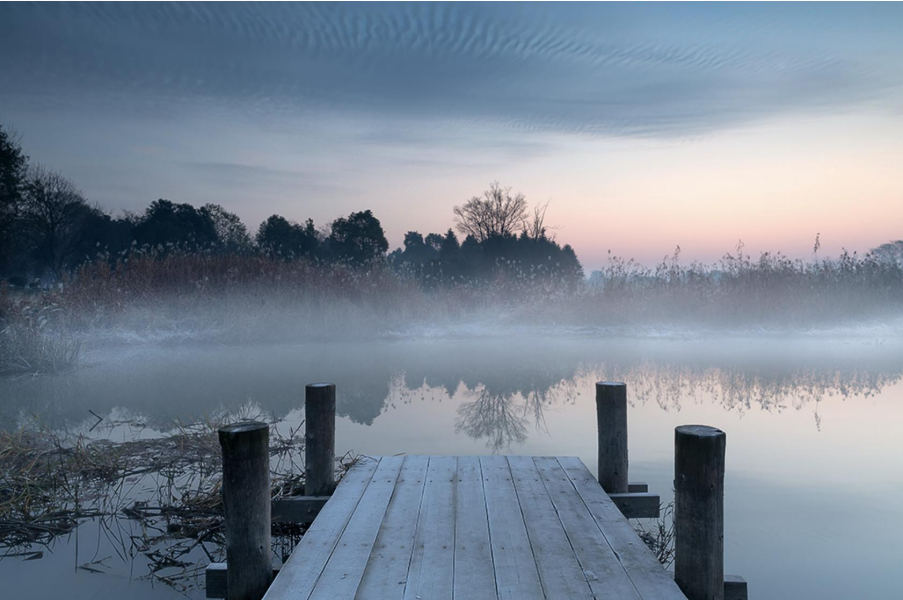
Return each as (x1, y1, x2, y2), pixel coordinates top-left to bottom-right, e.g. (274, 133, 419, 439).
(609, 492, 661, 519)
(480, 455, 544, 600)
(354, 455, 430, 600)
(556, 457, 686, 600)
(308, 455, 405, 600)
(507, 456, 594, 600)
(403, 456, 457, 600)
(533, 457, 642, 600)
(724, 574, 748, 600)
(452, 456, 498, 600)
(205, 563, 281, 599)
(271, 496, 330, 523)
(670, 573, 747, 600)
(205, 562, 228, 599)
(262, 456, 381, 600)
(628, 482, 649, 493)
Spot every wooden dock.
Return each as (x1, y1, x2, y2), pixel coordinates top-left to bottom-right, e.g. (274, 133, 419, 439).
(263, 454, 686, 600)
(210, 382, 747, 600)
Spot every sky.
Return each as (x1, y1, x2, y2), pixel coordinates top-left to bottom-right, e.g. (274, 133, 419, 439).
(1, 2, 902, 270)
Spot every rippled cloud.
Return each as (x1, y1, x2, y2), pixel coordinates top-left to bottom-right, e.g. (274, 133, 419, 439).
(3, 2, 901, 138)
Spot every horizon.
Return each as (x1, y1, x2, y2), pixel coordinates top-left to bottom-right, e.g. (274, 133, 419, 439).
(2, 2, 902, 270)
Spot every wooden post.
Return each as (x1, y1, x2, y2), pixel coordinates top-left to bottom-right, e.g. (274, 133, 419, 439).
(674, 425, 726, 600)
(218, 421, 271, 600)
(595, 381, 628, 494)
(305, 383, 336, 496)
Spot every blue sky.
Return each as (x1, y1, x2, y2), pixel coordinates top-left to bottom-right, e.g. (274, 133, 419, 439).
(2, 2, 902, 267)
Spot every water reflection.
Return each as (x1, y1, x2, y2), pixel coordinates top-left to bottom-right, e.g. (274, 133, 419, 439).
(1, 338, 900, 449)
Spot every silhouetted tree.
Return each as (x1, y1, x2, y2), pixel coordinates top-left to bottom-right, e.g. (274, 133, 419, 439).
(19, 167, 103, 278)
(256, 215, 319, 258)
(132, 199, 217, 250)
(453, 182, 528, 242)
(439, 229, 460, 262)
(424, 232, 444, 251)
(327, 210, 388, 265)
(204, 203, 251, 252)
(0, 125, 28, 277)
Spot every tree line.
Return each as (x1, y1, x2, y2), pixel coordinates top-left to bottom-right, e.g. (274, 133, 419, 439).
(1, 125, 583, 286)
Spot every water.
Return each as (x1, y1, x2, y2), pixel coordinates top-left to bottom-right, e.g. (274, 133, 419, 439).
(1, 335, 901, 599)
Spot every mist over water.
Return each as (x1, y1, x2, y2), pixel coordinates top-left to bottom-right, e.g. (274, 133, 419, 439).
(2, 333, 902, 600)
(2, 3, 903, 599)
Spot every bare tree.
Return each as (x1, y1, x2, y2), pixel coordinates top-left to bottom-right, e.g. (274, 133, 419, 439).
(21, 167, 94, 278)
(525, 199, 552, 241)
(455, 387, 528, 451)
(203, 203, 251, 252)
(453, 182, 528, 242)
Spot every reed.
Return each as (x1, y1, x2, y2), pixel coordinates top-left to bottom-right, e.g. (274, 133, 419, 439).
(1, 242, 900, 376)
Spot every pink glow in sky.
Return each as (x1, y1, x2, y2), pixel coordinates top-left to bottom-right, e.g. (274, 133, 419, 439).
(3, 3, 902, 271)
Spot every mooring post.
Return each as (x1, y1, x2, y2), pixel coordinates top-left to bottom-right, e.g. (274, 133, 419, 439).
(674, 425, 727, 600)
(305, 383, 336, 496)
(218, 421, 272, 600)
(596, 381, 628, 494)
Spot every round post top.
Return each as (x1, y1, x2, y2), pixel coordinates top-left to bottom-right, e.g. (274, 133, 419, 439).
(218, 420, 269, 454)
(596, 381, 626, 387)
(306, 382, 335, 389)
(218, 420, 268, 435)
(676, 424, 725, 438)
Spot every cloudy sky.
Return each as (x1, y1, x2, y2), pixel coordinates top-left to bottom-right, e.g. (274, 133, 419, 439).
(2, 2, 902, 268)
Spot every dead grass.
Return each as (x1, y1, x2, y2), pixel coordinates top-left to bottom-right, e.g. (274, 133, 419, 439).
(0, 291, 80, 375)
(0, 413, 357, 592)
(634, 500, 676, 568)
(2, 244, 901, 375)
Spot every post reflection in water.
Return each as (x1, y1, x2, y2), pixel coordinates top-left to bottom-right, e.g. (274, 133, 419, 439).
(1, 337, 902, 600)
(1, 338, 900, 444)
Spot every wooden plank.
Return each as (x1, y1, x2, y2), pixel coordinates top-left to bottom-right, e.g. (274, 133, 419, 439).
(628, 482, 649, 493)
(507, 456, 594, 600)
(263, 456, 381, 600)
(205, 563, 281, 599)
(271, 496, 330, 523)
(402, 456, 458, 600)
(724, 574, 749, 600)
(609, 492, 661, 519)
(354, 455, 430, 600)
(670, 573, 748, 600)
(205, 562, 228, 599)
(533, 457, 642, 600)
(555, 457, 687, 600)
(479, 455, 544, 600)
(308, 455, 406, 600)
(453, 456, 498, 600)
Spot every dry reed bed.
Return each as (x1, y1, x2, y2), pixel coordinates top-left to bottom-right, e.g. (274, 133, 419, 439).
(0, 415, 357, 591)
(2, 246, 902, 375)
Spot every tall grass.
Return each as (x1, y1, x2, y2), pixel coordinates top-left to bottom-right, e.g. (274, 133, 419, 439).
(2, 242, 901, 375)
(0, 290, 80, 375)
(580, 245, 903, 328)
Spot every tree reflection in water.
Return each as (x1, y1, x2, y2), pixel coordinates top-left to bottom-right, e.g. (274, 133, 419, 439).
(1, 339, 900, 444)
(404, 358, 903, 449)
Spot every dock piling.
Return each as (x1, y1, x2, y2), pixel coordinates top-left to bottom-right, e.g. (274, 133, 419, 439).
(218, 421, 272, 600)
(595, 381, 629, 494)
(674, 424, 727, 600)
(305, 383, 336, 496)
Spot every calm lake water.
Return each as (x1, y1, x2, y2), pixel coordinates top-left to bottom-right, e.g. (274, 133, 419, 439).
(1, 335, 901, 599)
